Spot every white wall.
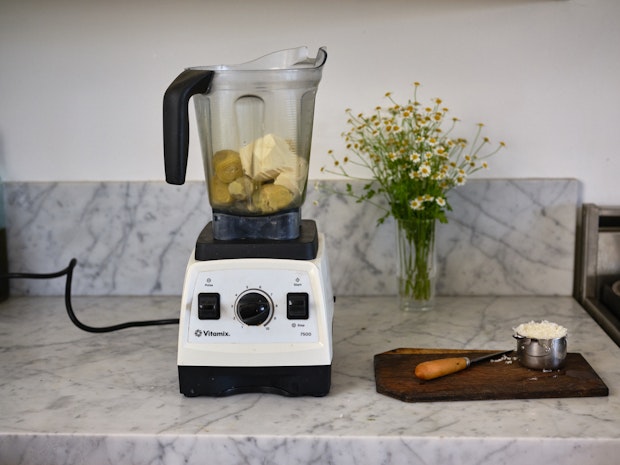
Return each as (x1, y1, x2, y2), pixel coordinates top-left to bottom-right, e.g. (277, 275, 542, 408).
(1, 0, 618, 204)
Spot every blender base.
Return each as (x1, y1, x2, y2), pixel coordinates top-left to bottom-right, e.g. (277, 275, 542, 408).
(179, 364, 331, 397)
(176, 225, 334, 398)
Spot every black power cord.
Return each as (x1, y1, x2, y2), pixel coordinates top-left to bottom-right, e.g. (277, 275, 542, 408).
(2, 258, 179, 332)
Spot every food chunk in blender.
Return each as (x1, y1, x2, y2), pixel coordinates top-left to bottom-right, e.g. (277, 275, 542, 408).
(210, 177, 233, 205)
(240, 133, 297, 182)
(228, 176, 254, 201)
(209, 133, 307, 214)
(253, 184, 295, 213)
(213, 150, 243, 183)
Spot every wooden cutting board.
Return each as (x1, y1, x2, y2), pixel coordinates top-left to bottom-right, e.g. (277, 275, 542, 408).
(374, 348, 609, 402)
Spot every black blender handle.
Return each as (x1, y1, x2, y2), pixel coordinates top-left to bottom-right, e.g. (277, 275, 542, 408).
(163, 69, 214, 185)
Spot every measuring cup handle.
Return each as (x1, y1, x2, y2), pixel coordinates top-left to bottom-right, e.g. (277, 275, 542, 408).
(163, 69, 214, 185)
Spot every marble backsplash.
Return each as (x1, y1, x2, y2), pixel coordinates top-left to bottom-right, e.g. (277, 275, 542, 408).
(3, 178, 579, 297)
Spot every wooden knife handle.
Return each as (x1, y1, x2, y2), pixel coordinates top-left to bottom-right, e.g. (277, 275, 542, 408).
(414, 357, 469, 380)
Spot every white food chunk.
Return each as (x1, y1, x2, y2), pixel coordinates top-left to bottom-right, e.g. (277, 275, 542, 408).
(274, 157, 308, 197)
(240, 133, 299, 182)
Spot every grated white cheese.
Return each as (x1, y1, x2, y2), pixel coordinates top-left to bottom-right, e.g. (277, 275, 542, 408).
(490, 354, 515, 364)
(513, 320, 568, 339)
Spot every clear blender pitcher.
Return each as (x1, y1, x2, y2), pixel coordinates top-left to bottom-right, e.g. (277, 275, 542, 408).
(163, 47, 327, 240)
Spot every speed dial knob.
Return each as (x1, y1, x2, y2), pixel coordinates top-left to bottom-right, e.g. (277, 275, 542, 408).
(236, 291, 272, 326)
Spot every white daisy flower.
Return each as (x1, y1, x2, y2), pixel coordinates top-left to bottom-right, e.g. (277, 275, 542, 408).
(418, 163, 432, 178)
(409, 198, 424, 210)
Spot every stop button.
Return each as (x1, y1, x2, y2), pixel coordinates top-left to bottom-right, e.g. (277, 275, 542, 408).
(287, 293, 309, 320)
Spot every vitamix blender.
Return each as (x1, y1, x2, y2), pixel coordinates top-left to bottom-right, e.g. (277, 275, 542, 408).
(163, 47, 333, 397)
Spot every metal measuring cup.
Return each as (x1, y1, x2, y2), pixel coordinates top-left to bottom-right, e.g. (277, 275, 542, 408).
(513, 333, 567, 370)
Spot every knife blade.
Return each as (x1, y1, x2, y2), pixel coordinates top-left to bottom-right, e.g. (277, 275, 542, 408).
(414, 349, 513, 380)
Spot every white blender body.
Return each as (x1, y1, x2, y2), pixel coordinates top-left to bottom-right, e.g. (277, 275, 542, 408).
(176, 235, 333, 396)
(163, 47, 333, 397)
(178, 244, 333, 366)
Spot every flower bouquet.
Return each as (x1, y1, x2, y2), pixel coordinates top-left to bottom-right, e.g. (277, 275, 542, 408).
(322, 82, 504, 310)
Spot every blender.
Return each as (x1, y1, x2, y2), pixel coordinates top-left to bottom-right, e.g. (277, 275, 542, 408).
(163, 47, 334, 397)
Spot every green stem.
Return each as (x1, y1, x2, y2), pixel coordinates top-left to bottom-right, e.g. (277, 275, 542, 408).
(398, 219, 435, 302)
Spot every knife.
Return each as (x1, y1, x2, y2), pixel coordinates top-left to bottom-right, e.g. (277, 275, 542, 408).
(414, 349, 513, 380)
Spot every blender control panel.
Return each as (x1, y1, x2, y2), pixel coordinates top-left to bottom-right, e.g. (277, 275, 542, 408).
(186, 268, 321, 344)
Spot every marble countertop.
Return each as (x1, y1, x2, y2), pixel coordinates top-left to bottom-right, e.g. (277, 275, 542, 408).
(1, 295, 619, 464)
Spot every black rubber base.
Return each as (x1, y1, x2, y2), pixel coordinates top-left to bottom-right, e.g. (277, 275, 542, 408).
(179, 364, 331, 397)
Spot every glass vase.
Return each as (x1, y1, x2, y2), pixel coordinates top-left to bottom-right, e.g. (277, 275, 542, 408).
(396, 218, 436, 311)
